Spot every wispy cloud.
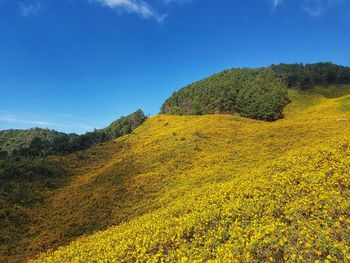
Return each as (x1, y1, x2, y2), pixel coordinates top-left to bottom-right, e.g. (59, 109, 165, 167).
(0, 114, 95, 131)
(271, 0, 283, 9)
(18, 2, 42, 17)
(301, 0, 343, 17)
(162, 0, 193, 4)
(14, 0, 192, 21)
(91, 0, 193, 22)
(271, 0, 344, 16)
(93, 0, 167, 22)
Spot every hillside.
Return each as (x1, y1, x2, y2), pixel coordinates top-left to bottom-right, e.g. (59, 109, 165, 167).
(2, 0, 350, 258)
(1, 85, 350, 262)
(34, 138, 350, 262)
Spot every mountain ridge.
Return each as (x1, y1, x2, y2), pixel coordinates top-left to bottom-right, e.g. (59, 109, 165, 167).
(0, 109, 147, 158)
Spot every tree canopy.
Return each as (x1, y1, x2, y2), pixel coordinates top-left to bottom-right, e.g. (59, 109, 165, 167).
(161, 67, 289, 120)
(271, 62, 350, 89)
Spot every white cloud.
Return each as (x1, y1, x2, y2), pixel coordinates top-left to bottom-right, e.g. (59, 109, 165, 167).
(94, 0, 167, 22)
(18, 2, 41, 17)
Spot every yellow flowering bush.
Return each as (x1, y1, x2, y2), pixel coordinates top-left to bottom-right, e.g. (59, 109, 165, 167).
(4, 86, 348, 262)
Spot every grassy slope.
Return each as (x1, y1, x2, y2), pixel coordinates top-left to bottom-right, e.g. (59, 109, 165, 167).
(5, 86, 350, 262)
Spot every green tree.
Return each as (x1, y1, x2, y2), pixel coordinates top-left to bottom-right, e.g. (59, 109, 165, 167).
(236, 68, 289, 121)
(191, 96, 202, 115)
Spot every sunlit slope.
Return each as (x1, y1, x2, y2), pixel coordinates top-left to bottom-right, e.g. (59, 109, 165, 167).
(33, 138, 350, 262)
(26, 87, 350, 262)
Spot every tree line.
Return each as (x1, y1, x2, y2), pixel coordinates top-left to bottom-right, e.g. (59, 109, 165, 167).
(0, 109, 147, 159)
(271, 62, 350, 89)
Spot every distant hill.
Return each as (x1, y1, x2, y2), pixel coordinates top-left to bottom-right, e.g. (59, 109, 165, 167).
(161, 62, 350, 120)
(0, 109, 147, 158)
(0, 128, 69, 157)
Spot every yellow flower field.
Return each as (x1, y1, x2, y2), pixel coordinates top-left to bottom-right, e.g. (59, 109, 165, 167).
(32, 137, 350, 262)
(23, 87, 350, 262)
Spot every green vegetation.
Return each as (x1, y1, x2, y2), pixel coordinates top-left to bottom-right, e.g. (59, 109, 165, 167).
(235, 69, 289, 120)
(0, 158, 66, 262)
(272, 62, 350, 89)
(161, 68, 289, 121)
(161, 62, 350, 120)
(339, 96, 350, 112)
(0, 128, 71, 158)
(0, 109, 147, 158)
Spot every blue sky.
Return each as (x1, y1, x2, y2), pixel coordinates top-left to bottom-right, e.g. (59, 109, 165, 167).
(0, 0, 349, 133)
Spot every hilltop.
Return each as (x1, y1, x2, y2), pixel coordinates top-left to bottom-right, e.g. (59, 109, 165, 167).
(161, 62, 350, 120)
